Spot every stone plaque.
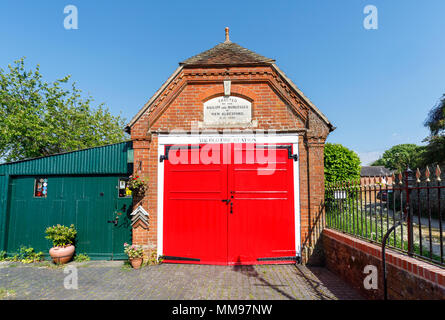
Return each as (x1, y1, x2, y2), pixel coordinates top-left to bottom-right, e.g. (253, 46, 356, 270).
(203, 96, 251, 125)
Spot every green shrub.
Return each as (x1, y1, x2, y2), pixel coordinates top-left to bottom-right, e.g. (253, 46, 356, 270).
(45, 224, 77, 247)
(0, 251, 6, 261)
(74, 253, 90, 262)
(7, 246, 43, 263)
(145, 251, 162, 266)
(324, 143, 361, 184)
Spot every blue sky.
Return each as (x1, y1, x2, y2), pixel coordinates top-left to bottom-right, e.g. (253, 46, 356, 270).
(1, 0, 445, 164)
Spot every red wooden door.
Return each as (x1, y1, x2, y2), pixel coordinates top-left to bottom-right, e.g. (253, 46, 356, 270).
(163, 144, 228, 264)
(163, 143, 296, 265)
(228, 144, 296, 265)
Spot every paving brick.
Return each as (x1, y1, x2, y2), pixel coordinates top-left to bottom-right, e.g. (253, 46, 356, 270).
(0, 262, 362, 300)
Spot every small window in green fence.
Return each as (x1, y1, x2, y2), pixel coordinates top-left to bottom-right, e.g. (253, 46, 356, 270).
(118, 178, 132, 198)
(34, 178, 48, 198)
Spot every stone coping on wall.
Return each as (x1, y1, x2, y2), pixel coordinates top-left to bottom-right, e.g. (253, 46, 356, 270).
(324, 228, 445, 290)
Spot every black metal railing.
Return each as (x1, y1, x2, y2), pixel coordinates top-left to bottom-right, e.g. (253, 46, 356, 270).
(325, 166, 444, 266)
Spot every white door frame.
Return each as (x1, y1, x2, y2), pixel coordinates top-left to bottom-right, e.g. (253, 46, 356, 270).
(157, 133, 301, 260)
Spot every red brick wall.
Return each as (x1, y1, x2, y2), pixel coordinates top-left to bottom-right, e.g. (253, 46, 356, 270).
(323, 228, 445, 299)
(300, 141, 326, 264)
(150, 82, 304, 131)
(359, 176, 394, 202)
(130, 65, 331, 262)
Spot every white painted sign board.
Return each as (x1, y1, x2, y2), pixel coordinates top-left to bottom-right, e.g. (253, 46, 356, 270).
(203, 96, 251, 125)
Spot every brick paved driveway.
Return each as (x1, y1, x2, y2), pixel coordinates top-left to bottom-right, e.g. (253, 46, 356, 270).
(0, 261, 363, 300)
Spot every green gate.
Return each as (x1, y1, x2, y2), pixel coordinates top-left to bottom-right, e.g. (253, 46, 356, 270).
(5, 176, 132, 260)
(0, 141, 134, 260)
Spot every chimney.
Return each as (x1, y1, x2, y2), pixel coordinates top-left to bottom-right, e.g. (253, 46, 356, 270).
(225, 27, 230, 43)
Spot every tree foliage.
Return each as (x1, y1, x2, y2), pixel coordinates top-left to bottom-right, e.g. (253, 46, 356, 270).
(324, 143, 361, 183)
(421, 136, 445, 166)
(422, 94, 445, 165)
(425, 94, 445, 136)
(0, 58, 126, 162)
(371, 144, 425, 172)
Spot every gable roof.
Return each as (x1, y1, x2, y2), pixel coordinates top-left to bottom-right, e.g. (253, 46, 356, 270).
(361, 166, 394, 177)
(126, 30, 334, 132)
(180, 41, 275, 67)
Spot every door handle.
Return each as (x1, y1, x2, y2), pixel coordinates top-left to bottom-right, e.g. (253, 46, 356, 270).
(222, 196, 234, 214)
(222, 195, 234, 204)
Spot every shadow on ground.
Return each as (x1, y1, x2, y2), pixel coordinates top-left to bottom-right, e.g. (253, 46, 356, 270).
(232, 260, 363, 300)
(232, 264, 297, 300)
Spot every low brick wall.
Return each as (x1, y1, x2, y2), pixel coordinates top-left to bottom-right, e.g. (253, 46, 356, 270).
(323, 228, 445, 300)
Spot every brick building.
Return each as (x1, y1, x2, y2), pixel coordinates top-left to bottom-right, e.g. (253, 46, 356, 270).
(360, 166, 394, 202)
(360, 166, 394, 185)
(126, 29, 334, 264)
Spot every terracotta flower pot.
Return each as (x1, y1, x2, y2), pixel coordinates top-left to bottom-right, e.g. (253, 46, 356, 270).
(129, 257, 143, 269)
(49, 245, 75, 264)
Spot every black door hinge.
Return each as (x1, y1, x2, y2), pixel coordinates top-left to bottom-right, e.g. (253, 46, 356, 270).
(159, 145, 201, 162)
(257, 256, 300, 262)
(255, 145, 298, 161)
(162, 256, 200, 262)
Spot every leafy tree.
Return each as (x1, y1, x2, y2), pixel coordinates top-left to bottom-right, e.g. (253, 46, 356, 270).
(324, 143, 361, 183)
(371, 144, 425, 172)
(425, 94, 445, 136)
(421, 136, 445, 166)
(423, 94, 445, 165)
(0, 58, 126, 162)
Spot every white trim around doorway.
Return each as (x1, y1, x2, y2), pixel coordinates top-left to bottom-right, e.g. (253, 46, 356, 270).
(157, 133, 301, 260)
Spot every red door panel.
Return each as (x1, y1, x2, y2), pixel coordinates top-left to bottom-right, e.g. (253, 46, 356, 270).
(228, 144, 296, 265)
(163, 143, 296, 265)
(163, 144, 228, 264)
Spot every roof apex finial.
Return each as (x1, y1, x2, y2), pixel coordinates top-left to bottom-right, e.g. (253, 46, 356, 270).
(225, 27, 230, 43)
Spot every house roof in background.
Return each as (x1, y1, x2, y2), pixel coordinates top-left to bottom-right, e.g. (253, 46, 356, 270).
(360, 166, 394, 177)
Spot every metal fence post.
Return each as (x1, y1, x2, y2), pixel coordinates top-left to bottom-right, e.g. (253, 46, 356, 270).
(404, 168, 414, 256)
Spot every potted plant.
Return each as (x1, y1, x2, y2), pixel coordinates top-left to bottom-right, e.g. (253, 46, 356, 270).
(45, 224, 77, 264)
(127, 175, 148, 197)
(124, 243, 144, 269)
